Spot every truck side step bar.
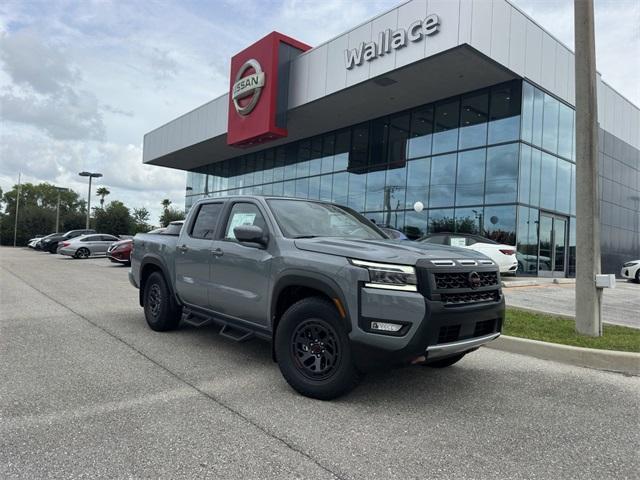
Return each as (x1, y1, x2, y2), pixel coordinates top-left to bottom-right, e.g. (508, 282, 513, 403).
(181, 310, 212, 328)
(181, 308, 255, 342)
(219, 324, 254, 342)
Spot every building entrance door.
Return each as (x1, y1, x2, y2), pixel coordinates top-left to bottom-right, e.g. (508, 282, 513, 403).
(538, 213, 568, 277)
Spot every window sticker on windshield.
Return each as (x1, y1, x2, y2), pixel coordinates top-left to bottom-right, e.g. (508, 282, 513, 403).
(227, 213, 256, 237)
(450, 237, 466, 247)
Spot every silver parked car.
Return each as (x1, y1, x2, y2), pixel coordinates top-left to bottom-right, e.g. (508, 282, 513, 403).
(58, 234, 120, 259)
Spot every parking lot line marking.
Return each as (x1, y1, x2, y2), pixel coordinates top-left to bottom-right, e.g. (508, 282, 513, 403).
(2, 388, 199, 430)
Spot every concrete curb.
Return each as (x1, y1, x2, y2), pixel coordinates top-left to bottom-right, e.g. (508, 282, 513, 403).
(501, 280, 540, 288)
(485, 335, 640, 376)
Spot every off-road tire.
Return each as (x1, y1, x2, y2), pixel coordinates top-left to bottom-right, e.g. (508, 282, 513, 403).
(143, 272, 181, 332)
(275, 297, 360, 400)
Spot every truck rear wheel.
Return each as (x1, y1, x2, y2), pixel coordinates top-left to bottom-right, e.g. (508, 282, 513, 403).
(275, 297, 360, 400)
(143, 272, 181, 332)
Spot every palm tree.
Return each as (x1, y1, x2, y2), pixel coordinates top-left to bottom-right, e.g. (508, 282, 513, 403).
(96, 187, 110, 209)
(161, 198, 172, 212)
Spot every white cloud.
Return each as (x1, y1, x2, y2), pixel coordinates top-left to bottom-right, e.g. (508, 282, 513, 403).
(0, 0, 637, 230)
(510, 0, 640, 105)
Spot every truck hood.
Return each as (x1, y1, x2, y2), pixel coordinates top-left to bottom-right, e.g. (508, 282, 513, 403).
(294, 238, 489, 265)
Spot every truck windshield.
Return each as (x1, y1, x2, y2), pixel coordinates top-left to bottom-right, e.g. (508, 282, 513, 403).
(268, 199, 385, 240)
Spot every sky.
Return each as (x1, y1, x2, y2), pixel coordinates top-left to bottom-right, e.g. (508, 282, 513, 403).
(1, 0, 638, 225)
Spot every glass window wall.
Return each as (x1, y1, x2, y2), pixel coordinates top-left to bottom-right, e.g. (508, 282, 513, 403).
(455, 148, 486, 206)
(488, 81, 521, 144)
(485, 144, 518, 204)
(459, 90, 489, 149)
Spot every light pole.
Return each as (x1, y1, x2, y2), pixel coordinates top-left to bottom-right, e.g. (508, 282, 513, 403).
(54, 187, 69, 233)
(574, 0, 602, 336)
(78, 171, 102, 229)
(13, 172, 22, 247)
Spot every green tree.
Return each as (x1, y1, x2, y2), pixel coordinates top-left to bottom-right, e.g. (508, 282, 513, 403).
(429, 216, 456, 233)
(132, 207, 151, 233)
(96, 187, 110, 209)
(94, 200, 133, 236)
(0, 183, 85, 245)
(161, 198, 172, 211)
(159, 207, 185, 227)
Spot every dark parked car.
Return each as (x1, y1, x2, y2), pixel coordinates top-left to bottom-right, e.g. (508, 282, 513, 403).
(130, 196, 503, 400)
(107, 238, 133, 265)
(41, 229, 96, 253)
(33, 233, 58, 250)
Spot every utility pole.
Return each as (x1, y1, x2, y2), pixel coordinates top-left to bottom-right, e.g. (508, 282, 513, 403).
(55, 187, 68, 233)
(13, 172, 21, 247)
(78, 171, 102, 230)
(574, 0, 602, 336)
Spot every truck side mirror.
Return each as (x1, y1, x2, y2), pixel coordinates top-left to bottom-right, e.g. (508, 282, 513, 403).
(234, 225, 267, 246)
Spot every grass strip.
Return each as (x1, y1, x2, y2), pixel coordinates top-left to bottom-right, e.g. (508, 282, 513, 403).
(504, 308, 640, 353)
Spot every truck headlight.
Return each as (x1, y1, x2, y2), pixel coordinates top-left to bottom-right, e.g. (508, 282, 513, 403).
(350, 259, 418, 292)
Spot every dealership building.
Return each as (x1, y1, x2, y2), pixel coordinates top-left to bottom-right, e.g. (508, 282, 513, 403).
(142, 0, 640, 277)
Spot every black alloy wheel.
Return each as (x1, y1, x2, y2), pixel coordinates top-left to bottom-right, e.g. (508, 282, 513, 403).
(275, 297, 360, 400)
(147, 283, 162, 318)
(291, 319, 340, 381)
(143, 271, 181, 331)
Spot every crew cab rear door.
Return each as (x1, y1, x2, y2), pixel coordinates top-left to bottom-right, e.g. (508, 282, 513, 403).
(175, 201, 224, 307)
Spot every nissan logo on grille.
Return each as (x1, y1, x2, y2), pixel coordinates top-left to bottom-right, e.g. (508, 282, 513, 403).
(232, 59, 265, 116)
(468, 272, 481, 289)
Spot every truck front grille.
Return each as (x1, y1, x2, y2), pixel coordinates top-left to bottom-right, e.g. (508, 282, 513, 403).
(441, 290, 500, 305)
(437, 319, 499, 344)
(474, 319, 496, 337)
(438, 325, 461, 343)
(433, 271, 499, 290)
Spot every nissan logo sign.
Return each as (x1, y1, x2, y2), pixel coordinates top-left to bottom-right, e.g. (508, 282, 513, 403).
(468, 272, 481, 290)
(232, 59, 265, 116)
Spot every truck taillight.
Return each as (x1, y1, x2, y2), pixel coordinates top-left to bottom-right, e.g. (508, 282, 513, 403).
(499, 249, 515, 255)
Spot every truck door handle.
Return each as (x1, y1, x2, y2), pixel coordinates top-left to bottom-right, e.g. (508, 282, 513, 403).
(178, 244, 189, 253)
(211, 248, 224, 257)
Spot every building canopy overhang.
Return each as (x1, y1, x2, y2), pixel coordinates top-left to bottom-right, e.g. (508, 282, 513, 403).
(146, 45, 517, 172)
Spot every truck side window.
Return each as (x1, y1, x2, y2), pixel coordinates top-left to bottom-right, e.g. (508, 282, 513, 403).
(190, 203, 223, 239)
(224, 203, 267, 240)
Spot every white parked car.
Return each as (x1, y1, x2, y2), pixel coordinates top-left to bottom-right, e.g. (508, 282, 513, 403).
(58, 234, 120, 259)
(419, 233, 518, 274)
(621, 260, 640, 283)
(27, 236, 44, 248)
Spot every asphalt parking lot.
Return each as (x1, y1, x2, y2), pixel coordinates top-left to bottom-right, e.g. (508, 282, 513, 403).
(1, 247, 638, 479)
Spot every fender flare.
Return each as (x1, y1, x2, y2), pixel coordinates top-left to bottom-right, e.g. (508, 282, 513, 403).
(139, 255, 180, 307)
(270, 270, 351, 333)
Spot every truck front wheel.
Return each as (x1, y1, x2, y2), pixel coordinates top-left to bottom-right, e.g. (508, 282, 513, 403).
(275, 297, 360, 400)
(143, 272, 181, 332)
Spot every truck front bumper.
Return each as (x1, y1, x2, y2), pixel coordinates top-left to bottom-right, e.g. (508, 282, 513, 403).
(349, 284, 504, 372)
(425, 332, 500, 360)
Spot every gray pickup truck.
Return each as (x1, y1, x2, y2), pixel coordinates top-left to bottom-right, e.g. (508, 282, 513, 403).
(130, 196, 504, 399)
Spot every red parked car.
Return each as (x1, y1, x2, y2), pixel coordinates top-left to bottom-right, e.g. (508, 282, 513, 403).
(106, 238, 133, 265)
